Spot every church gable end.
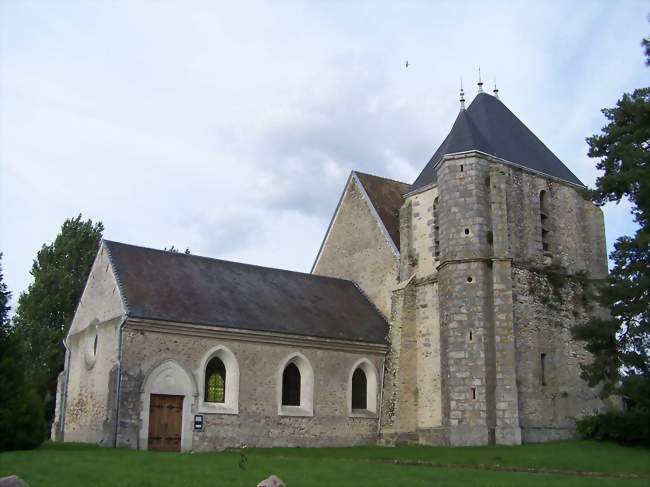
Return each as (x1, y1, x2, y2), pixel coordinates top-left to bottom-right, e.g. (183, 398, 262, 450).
(312, 172, 408, 317)
(67, 242, 125, 337)
(57, 242, 126, 445)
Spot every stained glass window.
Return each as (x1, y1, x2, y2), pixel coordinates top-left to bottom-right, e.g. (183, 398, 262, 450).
(205, 357, 226, 403)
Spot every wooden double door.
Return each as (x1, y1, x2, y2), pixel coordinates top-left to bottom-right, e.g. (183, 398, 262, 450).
(148, 394, 183, 452)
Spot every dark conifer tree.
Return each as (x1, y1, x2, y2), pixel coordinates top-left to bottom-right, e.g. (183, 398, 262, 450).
(573, 37, 650, 410)
(0, 253, 45, 450)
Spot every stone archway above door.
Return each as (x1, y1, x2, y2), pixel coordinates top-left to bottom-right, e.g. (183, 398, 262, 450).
(138, 359, 196, 452)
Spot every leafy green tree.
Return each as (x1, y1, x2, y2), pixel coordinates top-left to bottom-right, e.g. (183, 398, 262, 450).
(573, 41, 650, 410)
(13, 215, 103, 427)
(0, 253, 45, 451)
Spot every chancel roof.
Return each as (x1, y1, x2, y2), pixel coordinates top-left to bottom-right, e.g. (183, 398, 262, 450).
(411, 92, 584, 191)
(105, 240, 388, 344)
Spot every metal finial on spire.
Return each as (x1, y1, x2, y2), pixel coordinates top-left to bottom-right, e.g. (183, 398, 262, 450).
(493, 76, 499, 99)
(460, 78, 466, 111)
(477, 66, 484, 93)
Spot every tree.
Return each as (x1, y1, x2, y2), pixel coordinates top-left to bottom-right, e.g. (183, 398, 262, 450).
(13, 215, 104, 428)
(573, 40, 650, 410)
(0, 253, 10, 337)
(0, 253, 45, 451)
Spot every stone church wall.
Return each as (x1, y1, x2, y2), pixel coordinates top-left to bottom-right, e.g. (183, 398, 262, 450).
(399, 186, 439, 280)
(503, 165, 608, 277)
(313, 176, 399, 318)
(434, 154, 511, 446)
(116, 323, 385, 451)
(62, 246, 124, 446)
(502, 162, 609, 441)
(380, 182, 443, 445)
(512, 266, 608, 442)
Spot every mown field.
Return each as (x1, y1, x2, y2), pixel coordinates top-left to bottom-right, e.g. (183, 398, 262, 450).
(1, 440, 648, 486)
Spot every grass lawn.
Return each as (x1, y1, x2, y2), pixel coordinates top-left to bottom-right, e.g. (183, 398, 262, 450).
(0, 440, 648, 486)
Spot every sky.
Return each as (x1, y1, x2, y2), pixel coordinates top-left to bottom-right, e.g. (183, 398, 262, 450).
(0, 1, 648, 307)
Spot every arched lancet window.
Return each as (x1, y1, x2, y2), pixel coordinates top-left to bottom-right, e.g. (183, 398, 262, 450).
(348, 359, 378, 416)
(282, 362, 301, 406)
(205, 357, 226, 403)
(540, 190, 550, 252)
(351, 368, 367, 410)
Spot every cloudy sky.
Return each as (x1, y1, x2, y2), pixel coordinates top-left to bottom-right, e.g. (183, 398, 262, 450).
(1, 1, 648, 305)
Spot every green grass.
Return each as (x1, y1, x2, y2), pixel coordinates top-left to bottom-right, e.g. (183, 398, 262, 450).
(0, 440, 648, 486)
(252, 440, 650, 476)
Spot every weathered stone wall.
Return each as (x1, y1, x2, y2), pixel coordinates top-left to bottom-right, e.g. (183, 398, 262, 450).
(63, 245, 124, 446)
(116, 323, 385, 451)
(436, 155, 499, 446)
(381, 181, 442, 445)
(383, 278, 442, 442)
(500, 159, 609, 441)
(401, 187, 439, 279)
(415, 279, 442, 432)
(313, 176, 399, 317)
(512, 266, 608, 442)
(503, 165, 608, 277)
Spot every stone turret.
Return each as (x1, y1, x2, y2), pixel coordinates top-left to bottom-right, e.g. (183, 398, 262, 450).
(436, 152, 521, 445)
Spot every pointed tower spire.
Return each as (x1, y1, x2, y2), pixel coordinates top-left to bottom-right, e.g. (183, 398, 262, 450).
(493, 76, 499, 99)
(460, 78, 466, 111)
(477, 66, 484, 93)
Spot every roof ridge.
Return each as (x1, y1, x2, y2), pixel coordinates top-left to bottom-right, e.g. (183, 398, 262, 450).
(353, 170, 410, 187)
(102, 239, 359, 285)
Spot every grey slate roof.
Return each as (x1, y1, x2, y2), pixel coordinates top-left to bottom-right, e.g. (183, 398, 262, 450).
(105, 240, 388, 344)
(411, 93, 584, 191)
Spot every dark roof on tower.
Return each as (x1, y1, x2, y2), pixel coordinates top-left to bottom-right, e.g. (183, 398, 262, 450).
(104, 240, 388, 344)
(354, 171, 410, 249)
(411, 92, 584, 191)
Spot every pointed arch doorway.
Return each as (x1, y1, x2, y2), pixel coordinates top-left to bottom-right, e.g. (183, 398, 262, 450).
(139, 359, 196, 452)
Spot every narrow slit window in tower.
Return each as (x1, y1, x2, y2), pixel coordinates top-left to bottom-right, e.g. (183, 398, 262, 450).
(540, 190, 550, 252)
(433, 197, 440, 261)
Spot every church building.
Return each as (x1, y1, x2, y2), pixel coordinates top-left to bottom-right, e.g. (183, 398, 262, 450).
(52, 85, 611, 451)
